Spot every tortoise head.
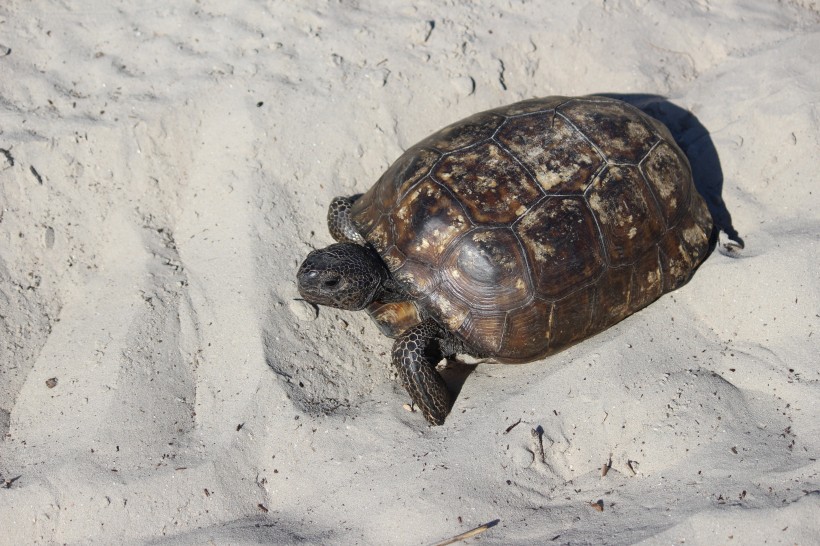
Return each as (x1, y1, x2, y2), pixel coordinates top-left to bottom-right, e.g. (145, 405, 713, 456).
(297, 243, 388, 311)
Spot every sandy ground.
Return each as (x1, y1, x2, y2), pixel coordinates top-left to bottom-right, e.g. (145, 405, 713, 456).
(1, 0, 819, 544)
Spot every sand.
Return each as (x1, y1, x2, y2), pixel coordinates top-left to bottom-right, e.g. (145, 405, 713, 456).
(1, 0, 818, 544)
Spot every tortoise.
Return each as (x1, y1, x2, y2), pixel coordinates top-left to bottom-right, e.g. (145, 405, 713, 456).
(297, 96, 713, 425)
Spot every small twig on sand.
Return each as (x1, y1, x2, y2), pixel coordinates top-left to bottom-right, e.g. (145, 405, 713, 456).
(503, 418, 522, 434)
(432, 519, 500, 546)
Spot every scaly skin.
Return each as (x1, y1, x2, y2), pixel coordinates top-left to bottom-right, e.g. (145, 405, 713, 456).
(328, 196, 366, 245)
(392, 318, 456, 425)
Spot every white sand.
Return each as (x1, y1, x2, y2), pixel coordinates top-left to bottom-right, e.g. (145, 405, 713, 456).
(1, 1, 818, 544)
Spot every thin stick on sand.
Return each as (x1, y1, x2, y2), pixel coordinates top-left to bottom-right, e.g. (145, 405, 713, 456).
(432, 519, 500, 546)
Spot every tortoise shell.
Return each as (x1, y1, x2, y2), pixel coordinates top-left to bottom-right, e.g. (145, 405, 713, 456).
(350, 96, 713, 361)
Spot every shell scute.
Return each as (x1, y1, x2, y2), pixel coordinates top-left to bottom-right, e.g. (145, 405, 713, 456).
(496, 112, 604, 194)
(391, 179, 471, 265)
(588, 265, 634, 332)
(547, 286, 596, 350)
(514, 196, 606, 300)
(629, 247, 664, 311)
(586, 165, 666, 267)
(559, 98, 657, 163)
(392, 259, 440, 299)
(434, 142, 542, 224)
(640, 141, 691, 228)
(457, 311, 507, 355)
(500, 300, 552, 361)
(440, 227, 532, 312)
(417, 111, 504, 152)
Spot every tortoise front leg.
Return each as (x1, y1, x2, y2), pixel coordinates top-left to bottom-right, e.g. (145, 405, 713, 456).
(392, 318, 456, 425)
(327, 196, 366, 245)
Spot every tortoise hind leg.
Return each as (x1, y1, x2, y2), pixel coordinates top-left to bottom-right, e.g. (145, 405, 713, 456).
(328, 196, 366, 245)
(392, 318, 459, 425)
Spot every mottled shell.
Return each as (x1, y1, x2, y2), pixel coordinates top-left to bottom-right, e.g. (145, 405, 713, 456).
(350, 96, 712, 361)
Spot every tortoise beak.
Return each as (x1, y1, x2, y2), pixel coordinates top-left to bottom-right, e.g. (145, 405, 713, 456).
(296, 253, 342, 303)
(296, 258, 321, 298)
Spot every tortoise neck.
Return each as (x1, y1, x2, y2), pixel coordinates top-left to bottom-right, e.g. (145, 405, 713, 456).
(375, 275, 411, 304)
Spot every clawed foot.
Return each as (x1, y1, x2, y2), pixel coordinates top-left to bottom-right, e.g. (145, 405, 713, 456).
(392, 319, 453, 425)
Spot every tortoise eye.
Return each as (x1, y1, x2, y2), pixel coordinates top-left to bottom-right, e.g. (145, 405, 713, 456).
(323, 277, 340, 288)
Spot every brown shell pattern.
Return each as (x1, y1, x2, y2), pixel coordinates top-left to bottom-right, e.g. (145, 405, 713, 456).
(350, 96, 712, 361)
